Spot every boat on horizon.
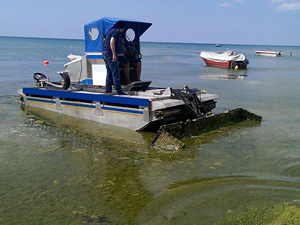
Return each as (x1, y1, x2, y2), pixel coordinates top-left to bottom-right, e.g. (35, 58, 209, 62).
(200, 50, 249, 69)
(215, 44, 221, 47)
(255, 50, 282, 57)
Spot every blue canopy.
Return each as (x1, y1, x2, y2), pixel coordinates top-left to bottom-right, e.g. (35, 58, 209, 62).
(84, 17, 152, 53)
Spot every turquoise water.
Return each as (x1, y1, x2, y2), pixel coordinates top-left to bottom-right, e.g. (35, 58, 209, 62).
(1, 36, 300, 224)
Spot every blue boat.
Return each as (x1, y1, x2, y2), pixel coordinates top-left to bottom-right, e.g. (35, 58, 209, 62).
(19, 17, 219, 132)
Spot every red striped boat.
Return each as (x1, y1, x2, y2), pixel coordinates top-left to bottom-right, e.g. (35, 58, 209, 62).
(200, 50, 249, 69)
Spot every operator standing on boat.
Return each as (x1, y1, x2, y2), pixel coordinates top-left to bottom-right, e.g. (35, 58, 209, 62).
(102, 21, 127, 95)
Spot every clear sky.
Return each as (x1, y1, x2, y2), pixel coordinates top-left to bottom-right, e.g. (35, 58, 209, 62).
(1, 0, 299, 46)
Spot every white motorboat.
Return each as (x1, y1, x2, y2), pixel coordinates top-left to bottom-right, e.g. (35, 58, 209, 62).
(255, 50, 282, 57)
(200, 50, 249, 69)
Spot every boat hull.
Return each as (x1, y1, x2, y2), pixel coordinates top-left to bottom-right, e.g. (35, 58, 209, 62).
(202, 59, 248, 69)
(20, 88, 150, 131)
(255, 51, 281, 57)
(19, 87, 218, 132)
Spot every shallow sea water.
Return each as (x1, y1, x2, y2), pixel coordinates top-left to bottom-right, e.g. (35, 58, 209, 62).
(1, 36, 300, 224)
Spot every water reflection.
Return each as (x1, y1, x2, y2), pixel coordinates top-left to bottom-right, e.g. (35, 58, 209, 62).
(21, 105, 149, 148)
(201, 74, 247, 80)
(200, 66, 248, 80)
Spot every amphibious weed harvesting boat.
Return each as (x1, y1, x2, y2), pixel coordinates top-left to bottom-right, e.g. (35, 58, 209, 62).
(200, 50, 249, 69)
(19, 17, 261, 149)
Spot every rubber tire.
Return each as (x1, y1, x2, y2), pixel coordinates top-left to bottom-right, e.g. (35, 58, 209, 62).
(61, 73, 70, 90)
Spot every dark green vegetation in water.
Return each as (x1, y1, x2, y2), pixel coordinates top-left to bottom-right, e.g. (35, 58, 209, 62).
(1, 108, 299, 224)
(217, 202, 300, 224)
(152, 108, 262, 150)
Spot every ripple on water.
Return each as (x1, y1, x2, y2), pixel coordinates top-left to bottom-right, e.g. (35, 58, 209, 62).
(135, 176, 300, 225)
(281, 164, 300, 177)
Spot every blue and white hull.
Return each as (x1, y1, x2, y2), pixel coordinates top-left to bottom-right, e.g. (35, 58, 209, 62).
(19, 86, 219, 131)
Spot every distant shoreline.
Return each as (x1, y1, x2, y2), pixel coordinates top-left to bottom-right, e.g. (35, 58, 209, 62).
(0, 35, 298, 47)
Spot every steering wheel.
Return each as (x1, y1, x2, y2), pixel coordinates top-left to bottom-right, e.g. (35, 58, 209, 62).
(33, 73, 48, 82)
